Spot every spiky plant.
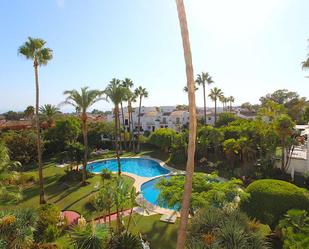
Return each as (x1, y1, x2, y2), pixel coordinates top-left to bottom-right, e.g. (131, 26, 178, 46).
(69, 222, 109, 249)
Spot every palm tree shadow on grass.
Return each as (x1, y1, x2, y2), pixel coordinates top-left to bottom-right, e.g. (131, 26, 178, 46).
(148, 220, 177, 249)
(22, 175, 60, 201)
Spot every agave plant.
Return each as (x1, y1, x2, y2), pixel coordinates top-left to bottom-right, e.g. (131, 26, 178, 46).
(0, 209, 37, 249)
(69, 222, 109, 249)
(110, 232, 142, 249)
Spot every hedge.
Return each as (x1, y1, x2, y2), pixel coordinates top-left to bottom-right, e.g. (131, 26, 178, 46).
(241, 179, 309, 227)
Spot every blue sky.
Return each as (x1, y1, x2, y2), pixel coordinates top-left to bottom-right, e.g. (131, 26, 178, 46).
(0, 0, 308, 113)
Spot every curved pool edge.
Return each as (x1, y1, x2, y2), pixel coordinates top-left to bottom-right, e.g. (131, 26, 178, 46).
(86, 155, 183, 216)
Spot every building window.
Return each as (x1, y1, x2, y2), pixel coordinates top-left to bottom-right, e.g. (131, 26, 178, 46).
(125, 119, 128, 125)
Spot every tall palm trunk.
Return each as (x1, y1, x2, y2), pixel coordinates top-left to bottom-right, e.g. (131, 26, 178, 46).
(34, 61, 45, 204)
(175, 1, 197, 248)
(137, 96, 142, 152)
(203, 84, 207, 125)
(214, 99, 217, 124)
(120, 102, 127, 151)
(81, 112, 88, 185)
(128, 103, 132, 150)
(114, 106, 121, 175)
(130, 106, 135, 152)
(281, 139, 285, 171)
(118, 112, 122, 153)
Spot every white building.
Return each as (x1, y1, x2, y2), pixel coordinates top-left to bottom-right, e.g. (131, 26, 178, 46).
(278, 123, 309, 177)
(107, 106, 190, 133)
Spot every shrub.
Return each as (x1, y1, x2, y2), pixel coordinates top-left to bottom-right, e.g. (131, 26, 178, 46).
(277, 209, 309, 249)
(215, 113, 238, 127)
(34, 204, 62, 243)
(241, 179, 309, 227)
(110, 232, 142, 249)
(101, 168, 112, 181)
(2, 130, 40, 165)
(43, 225, 61, 243)
(148, 128, 177, 152)
(17, 172, 38, 184)
(187, 207, 269, 249)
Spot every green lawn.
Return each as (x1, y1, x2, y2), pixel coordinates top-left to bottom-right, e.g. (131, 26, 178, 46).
(0, 163, 134, 220)
(56, 214, 178, 249)
(1, 147, 179, 248)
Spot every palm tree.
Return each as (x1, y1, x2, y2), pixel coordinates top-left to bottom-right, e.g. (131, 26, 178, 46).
(18, 37, 53, 204)
(63, 87, 103, 185)
(302, 39, 309, 71)
(219, 95, 225, 112)
(209, 87, 223, 125)
(175, 0, 197, 248)
(228, 96, 235, 111)
(196, 72, 214, 125)
(39, 104, 60, 127)
(183, 85, 198, 92)
(122, 78, 136, 151)
(24, 105, 35, 120)
(104, 79, 128, 175)
(122, 78, 134, 151)
(134, 86, 148, 152)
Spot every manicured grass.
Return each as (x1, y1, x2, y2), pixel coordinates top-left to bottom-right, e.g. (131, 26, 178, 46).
(2, 147, 179, 248)
(126, 214, 178, 249)
(56, 214, 178, 249)
(0, 163, 134, 220)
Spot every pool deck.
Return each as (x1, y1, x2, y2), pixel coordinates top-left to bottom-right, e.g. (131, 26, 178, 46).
(88, 155, 184, 217)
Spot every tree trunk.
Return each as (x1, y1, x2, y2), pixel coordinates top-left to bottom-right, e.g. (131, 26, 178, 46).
(214, 99, 217, 125)
(120, 102, 127, 151)
(175, 1, 197, 248)
(281, 140, 285, 171)
(137, 96, 142, 152)
(114, 106, 121, 175)
(130, 106, 135, 152)
(34, 62, 45, 204)
(118, 111, 122, 153)
(126, 207, 134, 231)
(203, 84, 206, 125)
(128, 103, 132, 150)
(81, 113, 88, 185)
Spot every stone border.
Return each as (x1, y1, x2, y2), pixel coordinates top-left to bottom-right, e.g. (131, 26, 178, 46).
(87, 155, 183, 216)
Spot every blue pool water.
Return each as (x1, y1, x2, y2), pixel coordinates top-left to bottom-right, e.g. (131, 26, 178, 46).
(141, 176, 178, 210)
(87, 158, 170, 177)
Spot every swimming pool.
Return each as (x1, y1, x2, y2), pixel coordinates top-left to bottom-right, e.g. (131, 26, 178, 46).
(87, 158, 170, 177)
(141, 176, 178, 210)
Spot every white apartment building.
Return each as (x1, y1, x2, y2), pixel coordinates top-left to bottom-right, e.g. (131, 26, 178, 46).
(106, 106, 232, 133)
(107, 106, 190, 133)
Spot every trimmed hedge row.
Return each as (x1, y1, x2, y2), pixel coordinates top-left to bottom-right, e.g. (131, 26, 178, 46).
(241, 179, 309, 227)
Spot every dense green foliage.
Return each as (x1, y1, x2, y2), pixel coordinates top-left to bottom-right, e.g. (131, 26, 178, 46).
(0, 209, 37, 248)
(43, 117, 81, 155)
(87, 121, 114, 149)
(277, 209, 309, 249)
(215, 112, 238, 127)
(241, 180, 309, 227)
(187, 207, 269, 249)
(156, 173, 247, 212)
(2, 130, 39, 165)
(110, 232, 142, 249)
(34, 204, 63, 243)
(69, 222, 110, 249)
(148, 128, 178, 152)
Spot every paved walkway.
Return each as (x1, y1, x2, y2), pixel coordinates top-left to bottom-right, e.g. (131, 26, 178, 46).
(87, 155, 184, 217)
(94, 209, 132, 224)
